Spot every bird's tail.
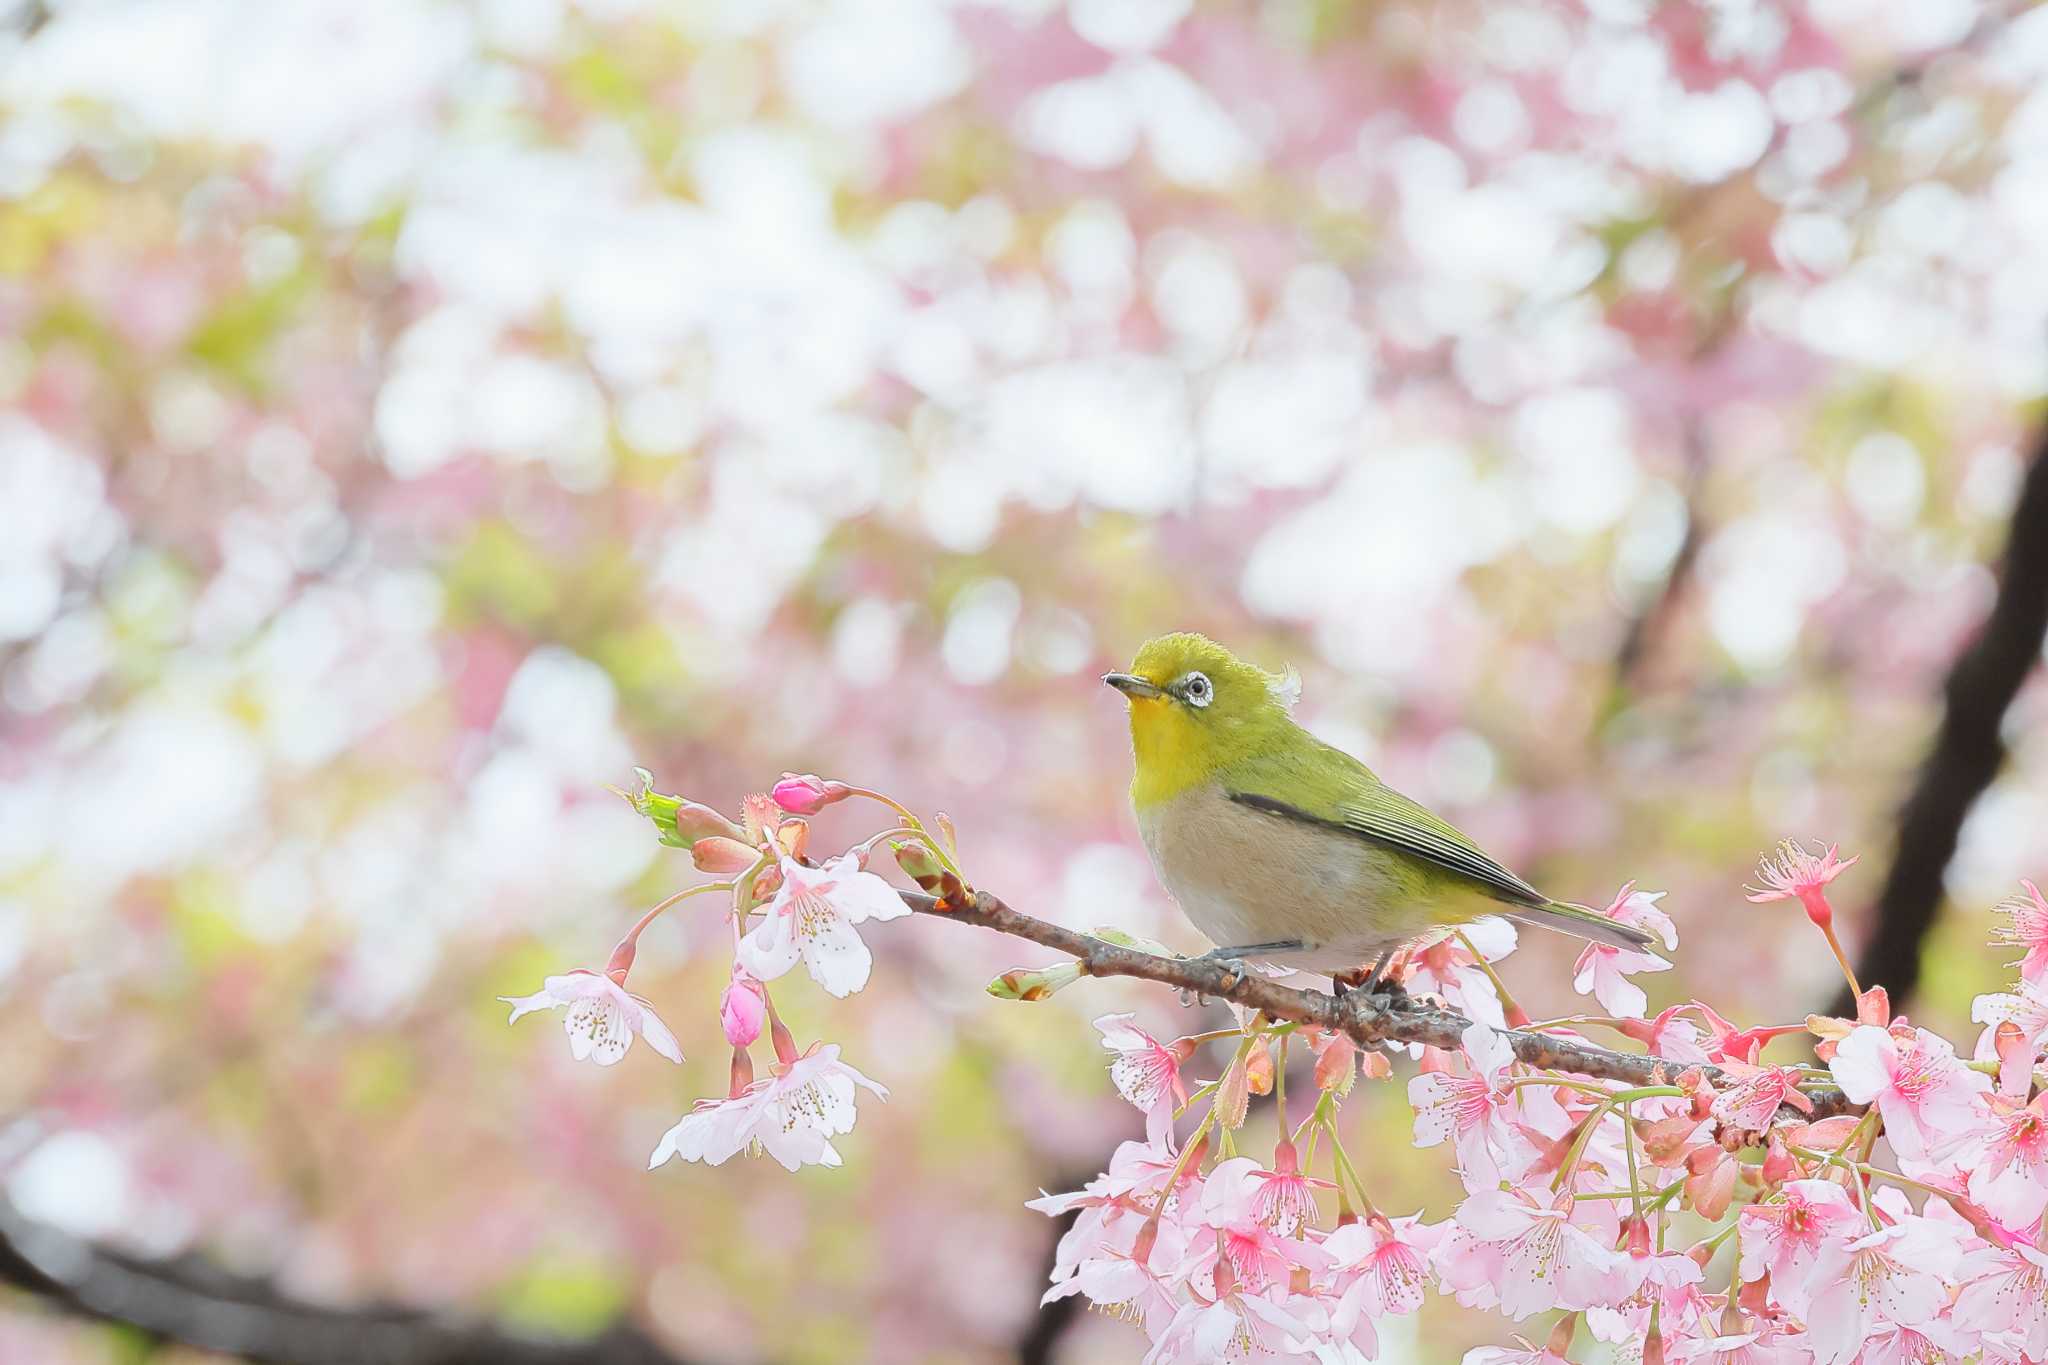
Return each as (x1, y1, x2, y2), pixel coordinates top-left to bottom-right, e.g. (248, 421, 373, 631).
(1506, 900, 1661, 955)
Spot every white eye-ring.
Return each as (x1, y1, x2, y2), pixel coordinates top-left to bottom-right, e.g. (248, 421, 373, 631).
(1179, 671, 1213, 708)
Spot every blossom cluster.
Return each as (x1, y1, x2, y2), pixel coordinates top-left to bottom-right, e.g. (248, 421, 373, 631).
(503, 777, 2048, 1362)
(500, 771, 943, 1171)
(1035, 843, 2048, 1363)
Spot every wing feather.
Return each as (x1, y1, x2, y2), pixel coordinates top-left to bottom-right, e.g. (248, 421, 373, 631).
(1226, 786, 1547, 910)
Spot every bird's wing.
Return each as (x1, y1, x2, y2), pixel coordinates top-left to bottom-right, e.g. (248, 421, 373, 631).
(1223, 744, 1547, 910)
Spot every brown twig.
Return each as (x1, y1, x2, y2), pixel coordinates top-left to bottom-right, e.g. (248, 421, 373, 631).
(906, 890, 1859, 1122)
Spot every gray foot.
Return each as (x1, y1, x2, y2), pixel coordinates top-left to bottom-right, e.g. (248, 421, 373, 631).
(1195, 940, 1305, 963)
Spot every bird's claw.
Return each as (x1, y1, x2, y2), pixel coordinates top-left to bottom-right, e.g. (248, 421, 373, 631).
(1371, 978, 1412, 1010)
(1177, 955, 1248, 1006)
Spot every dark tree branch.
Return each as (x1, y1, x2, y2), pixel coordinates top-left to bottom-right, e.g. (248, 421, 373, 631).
(908, 890, 1858, 1122)
(1835, 438, 2048, 1017)
(0, 1202, 692, 1365)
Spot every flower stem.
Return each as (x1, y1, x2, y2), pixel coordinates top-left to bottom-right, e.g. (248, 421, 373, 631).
(607, 881, 733, 979)
(1321, 1114, 1382, 1221)
(623, 881, 730, 946)
(1153, 1111, 1216, 1217)
(840, 788, 968, 879)
(1621, 1098, 1646, 1228)
(1819, 921, 1863, 999)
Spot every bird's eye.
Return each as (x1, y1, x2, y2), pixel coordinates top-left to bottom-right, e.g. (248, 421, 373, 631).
(1180, 672, 1212, 708)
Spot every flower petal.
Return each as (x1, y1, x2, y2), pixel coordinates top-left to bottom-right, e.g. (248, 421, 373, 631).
(632, 997, 685, 1063)
(738, 909, 801, 982)
(797, 906, 875, 997)
(1829, 1025, 1895, 1103)
(565, 995, 632, 1065)
(499, 990, 558, 1023)
(821, 857, 913, 924)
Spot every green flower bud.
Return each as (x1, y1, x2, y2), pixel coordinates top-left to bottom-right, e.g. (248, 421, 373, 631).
(617, 768, 746, 849)
(985, 961, 1084, 1001)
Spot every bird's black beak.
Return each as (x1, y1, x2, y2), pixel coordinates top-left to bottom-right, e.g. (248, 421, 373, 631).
(1102, 672, 1164, 700)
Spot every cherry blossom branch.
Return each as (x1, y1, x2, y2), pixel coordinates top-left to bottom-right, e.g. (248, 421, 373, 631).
(904, 889, 1861, 1123)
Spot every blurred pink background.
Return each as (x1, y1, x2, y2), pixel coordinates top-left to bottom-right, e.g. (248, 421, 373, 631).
(4, 0, 2048, 1359)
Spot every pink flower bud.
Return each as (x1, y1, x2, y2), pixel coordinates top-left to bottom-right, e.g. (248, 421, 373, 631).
(1313, 1032, 1357, 1094)
(1244, 1037, 1275, 1096)
(770, 773, 853, 816)
(691, 836, 757, 873)
(721, 969, 767, 1047)
(671, 799, 747, 847)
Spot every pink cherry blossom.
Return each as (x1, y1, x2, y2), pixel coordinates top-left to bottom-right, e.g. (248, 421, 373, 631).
(1183, 1161, 1333, 1295)
(1737, 1178, 1865, 1317)
(737, 851, 911, 997)
(1851, 1322, 1967, 1365)
(1692, 999, 1808, 1065)
(1239, 1141, 1335, 1239)
(1406, 918, 1518, 1029)
(1994, 881, 2048, 984)
(499, 969, 683, 1066)
(1619, 1003, 1712, 1064)
(1142, 1288, 1314, 1365)
(1954, 1238, 2048, 1360)
(1463, 1340, 1570, 1365)
(1041, 1252, 1182, 1338)
(1666, 1328, 1815, 1363)
(1409, 1021, 1521, 1185)
(1435, 1188, 1627, 1320)
(1964, 1087, 2048, 1227)
(1829, 1024, 1991, 1161)
(1710, 1063, 1814, 1130)
(1747, 839, 1859, 927)
(1095, 1013, 1191, 1118)
(648, 1042, 886, 1172)
(1586, 1241, 1708, 1345)
(1029, 1132, 1200, 1297)
(1318, 1212, 1444, 1358)
(1569, 883, 1677, 1019)
(1804, 1219, 1959, 1365)
(1974, 977, 2048, 1062)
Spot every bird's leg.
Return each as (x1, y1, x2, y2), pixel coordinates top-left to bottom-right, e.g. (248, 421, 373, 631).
(1331, 960, 1377, 999)
(1193, 940, 1304, 969)
(1376, 944, 1413, 1006)
(1338, 951, 1411, 1008)
(1175, 941, 1303, 1006)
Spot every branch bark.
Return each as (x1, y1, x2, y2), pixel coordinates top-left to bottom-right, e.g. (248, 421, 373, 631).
(1835, 439, 2048, 1017)
(906, 889, 1858, 1122)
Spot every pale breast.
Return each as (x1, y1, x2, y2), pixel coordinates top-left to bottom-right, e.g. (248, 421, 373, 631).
(1135, 782, 1432, 972)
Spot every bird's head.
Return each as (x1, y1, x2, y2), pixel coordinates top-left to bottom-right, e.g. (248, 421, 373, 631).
(1104, 633, 1300, 804)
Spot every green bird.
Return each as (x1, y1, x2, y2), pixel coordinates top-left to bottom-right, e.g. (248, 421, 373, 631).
(1103, 633, 1655, 985)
